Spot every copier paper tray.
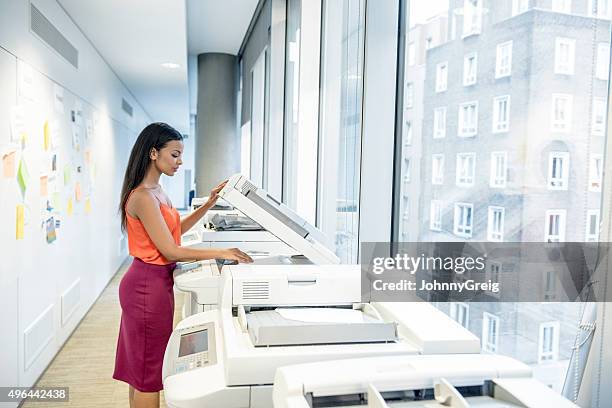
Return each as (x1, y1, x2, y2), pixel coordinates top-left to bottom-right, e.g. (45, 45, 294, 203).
(246, 308, 398, 346)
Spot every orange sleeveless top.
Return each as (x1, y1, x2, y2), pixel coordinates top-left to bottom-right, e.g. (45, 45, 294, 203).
(126, 191, 181, 265)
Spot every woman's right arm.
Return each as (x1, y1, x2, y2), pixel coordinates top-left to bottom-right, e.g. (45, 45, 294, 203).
(129, 191, 253, 263)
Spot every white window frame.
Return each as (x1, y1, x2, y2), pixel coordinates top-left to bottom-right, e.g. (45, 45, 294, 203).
(538, 322, 560, 363)
(434, 107, 447, 139)
(404, 158, 411, 183)
(490, 151, 508, 188)
(463, 52, 478, 86)
(432, 154, 445, 185)
(589, 0, 612, 19)
(548, 152, 570, 190)
(405, 82, 414, 108)
(554, 37, 576, 75)
(545, 209, 567, 242)
(586, 209, 601, 242)
(430, 200, 443, 231)
(450, 302, 470, 328)
(551, 94, 573, 132)
(454, 202, 474, 237)
(407, 42, 416, 66)
(592, 97, 607, 136)
(492, 95, 511, 133)
(456, 153, 476, 187)
(462, 0, 483, 37)
(436, 62, 448, 93)
(495, 41, 513, 78)
(512, 0, 530, 16)
(458, 101, 478, 137)
(487, 206, 505, 242)
(482, 312, 500, 353)
(589, 154, 603, 192)
(544, 270, 557, 301)
(404, 120, 413, 146)
(596, 43, 610, 80)
(488, 261, 502, 283)
(552, 0, 572, 13)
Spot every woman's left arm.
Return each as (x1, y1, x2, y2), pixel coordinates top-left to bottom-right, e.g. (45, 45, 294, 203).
(180, 180, 227, 233)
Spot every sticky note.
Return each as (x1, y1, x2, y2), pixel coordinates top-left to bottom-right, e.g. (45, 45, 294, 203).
(51, 192, 61, 211)
(63, 165, 71, 185)
(75, 182, 82, 202)
(17, 158, 29, 196)
(43, 120, 50, 151)
(16, 205, 24, 240)
(2, 150, 16, 178)
(40, 175, 49, 196)
(84, 150, 91, 166)
(85, 198, 92, 214)
(67, 198, 73, 216)
(46, 217, 56, 244)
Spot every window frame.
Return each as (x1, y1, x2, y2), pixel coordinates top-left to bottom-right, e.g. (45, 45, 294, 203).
(462, 0, 483, 37)
(538, 322, 560, 363)
(596, 42, 610, 80)
(512, 0, 530, 16)
(592, 97, 607, 136)
(552, 0, 572, 13)
(548, 151, 570, 190)
(490, 151, 508, 188)
(589, 154, 604, 192)
(545, 209, 567, 242)
(430, 200, 443, 231)
(436, 61, 448, 93)
(433, 107, 447, 139)
(492, 95, 511, 133)
(495, 41, 513, 79)
(551, 93, 573, 132)
(482, 312, 500, 353)
(458, 101, 479, 137)
(586, 209, 601, 242)
(456, 152, 476, 187)
(454, 202, 474, 237)
(554, 37, 576, 75)
(450, 302, 470, 328)
(463, 52, 478, 86)
(432, 154, 445, 185)
(488, 206, 505, 242)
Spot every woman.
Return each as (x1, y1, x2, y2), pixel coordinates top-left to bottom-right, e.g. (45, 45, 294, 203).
(113, 122, 252, 408)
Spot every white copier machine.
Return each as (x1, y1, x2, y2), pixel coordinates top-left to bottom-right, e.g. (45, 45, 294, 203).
(174, 174, 340, 317)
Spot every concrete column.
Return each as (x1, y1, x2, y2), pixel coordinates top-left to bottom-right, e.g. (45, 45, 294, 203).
(195, 53, 240, 196)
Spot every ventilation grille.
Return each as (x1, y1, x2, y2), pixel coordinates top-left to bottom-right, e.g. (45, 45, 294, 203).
(24, 304, 54, 370)
(61, 279, 81, 326)
(241, 281, 270, 300)
(239, 179, 258, 195)
(122, 98, 134, 117)
(30, 3, 79, 68)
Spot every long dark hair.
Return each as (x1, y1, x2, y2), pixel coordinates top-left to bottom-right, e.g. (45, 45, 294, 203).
(119, 122, 183, 230)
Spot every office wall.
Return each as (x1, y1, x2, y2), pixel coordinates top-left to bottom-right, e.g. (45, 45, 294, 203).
(0, 1, 150, 404)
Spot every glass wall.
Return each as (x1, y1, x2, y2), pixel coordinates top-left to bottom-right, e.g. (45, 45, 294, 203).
(395, 0, 610, 396)
(317, 0, 366, 263)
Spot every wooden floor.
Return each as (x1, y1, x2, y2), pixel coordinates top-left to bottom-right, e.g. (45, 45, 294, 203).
(24, 260, 184, 407)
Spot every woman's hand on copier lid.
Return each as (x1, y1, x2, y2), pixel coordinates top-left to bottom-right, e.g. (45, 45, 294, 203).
(223, 248, 254, 263)
(206, 180, 228, 207)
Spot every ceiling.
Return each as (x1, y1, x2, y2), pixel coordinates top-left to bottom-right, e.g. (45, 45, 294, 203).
(58, 0, 259, 136)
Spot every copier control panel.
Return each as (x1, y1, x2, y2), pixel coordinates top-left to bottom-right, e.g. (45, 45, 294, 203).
(170, 322, 217, 375)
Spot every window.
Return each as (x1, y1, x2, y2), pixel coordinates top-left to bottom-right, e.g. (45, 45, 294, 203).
(590, 0, 612, 19)
(407, 42, 416, 66)
(589, 155, 603, 191)
(459, 101, 478, 136)
(551, 94, 573, 132)
(488, 261, 502, 283)
(456, 153, 476, 186)
(426, 37, 433, 49)
(450, 303, 469, 328)
(434, 107, 447, 138)
(488, 207, 505, 241)
(552, 0, 571, 13)
(430, 200, 442, 231)
(436, 62, 448, 92)
(404, 159, 411, 183)
(539, 322, 560, 362)
(406, 83, 414, 108)
(404, 121, 412, 146)
(492, 95, 511, 133)
(463, 52, 477, 86)
(482, 312, 500, 353)
(592, 97, 607, 136)
(490, 152, 508, 188)
(544, 270, 557, 300)
(432, 154, 444, 185)
(555, 38, 575, 75)
(586, 209, 600, 242)
(512, 0, 529, 16)
(545, 210, 567, 242)
(463, 0, 482, 37)
(454, 202, 474, 237)
(548, 152, 569, 190)
(495, 41, 513, 78)
(596, 43, 610, 80)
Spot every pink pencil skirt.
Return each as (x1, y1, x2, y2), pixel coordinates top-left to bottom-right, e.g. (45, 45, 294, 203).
(113, 258, 176, 392)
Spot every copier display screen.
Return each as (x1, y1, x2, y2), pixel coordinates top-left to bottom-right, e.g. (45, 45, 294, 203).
(178, 329, 208, 357)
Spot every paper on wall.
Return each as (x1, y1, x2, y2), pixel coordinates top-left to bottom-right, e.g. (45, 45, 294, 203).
(40, 175, 48, 197)
(17, 158, 29, 197)
(43, 120, 50, 151)
(67, 198, 73, 216)
(85, 198, 92, 214)
(9, 106, 26, 143)
(46, 217, 57, 244)
(53, 83, 65, 114)
(17, 62, 35, 101)
(16, 205, 25, 240)
(63, 165, 71, 185)
(75, 182, 82, 202)
(2, 149, 16, 178)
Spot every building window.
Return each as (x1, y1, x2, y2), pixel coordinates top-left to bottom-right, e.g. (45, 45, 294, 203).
(436, 62, 448, 93)
(555, 38, 576, 75)
(434, 107, 447, 139)
(586, 209, 601, 242)
(406, 83, 414, 108)
(430, 200, 443, 231)
(490, 152, 508, 188)
(539, 322, 560, 362)
(432, 154, 445, 185)
(590, 0, 612, 19)
(459, 101, 478, 137)
(552, 0, 572, 13)
(450, 302, 469, 328)
(463, 0, 482, 37)
(454, 202, 474, 237)
(596, 43, 610, 80)
(589, 155, 603, 192)
(551, 94, 573, 132)
(488, 206, 505, 242)
(407, 42, 416, 66)
(488, 261, 502, 283)
(512, 0, 529, 15)
(548, 152, 569, 190)
(545, 210, 567, 242)
(456, 153, 476, 186)
(544, 270, 557, 300)
(404, 159, 411, 183)
(426, 37, 433, 49)
(404, 121, 412, 146)
(592, 97, 607, 136)
(482, 312, 500, 353)
(492, 95, 511, 133)
(495, 41, 513, 78)
(463, 52, 477, 86)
